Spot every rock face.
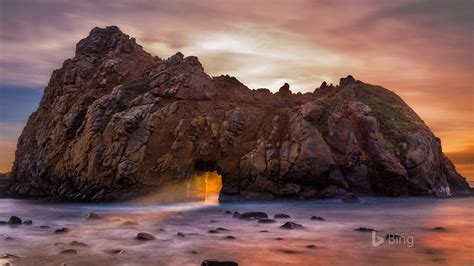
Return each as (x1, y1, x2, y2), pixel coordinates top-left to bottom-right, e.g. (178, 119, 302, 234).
(6, 26, 469, 201)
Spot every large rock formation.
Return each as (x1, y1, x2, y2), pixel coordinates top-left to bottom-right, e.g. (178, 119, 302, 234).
(5, 26, 469, 201)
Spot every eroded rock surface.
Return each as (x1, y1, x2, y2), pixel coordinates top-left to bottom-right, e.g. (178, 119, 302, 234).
(5, 26, 469, 201)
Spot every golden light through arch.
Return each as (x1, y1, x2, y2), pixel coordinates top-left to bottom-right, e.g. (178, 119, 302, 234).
(188, 171, 223, 204)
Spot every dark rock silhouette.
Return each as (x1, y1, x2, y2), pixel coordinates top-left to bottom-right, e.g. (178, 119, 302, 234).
(201, 260, 238, 266)
(59, 249, 79, 255)
(86, 212, 103, 220)
(136, 232, 155, 240)
(8, 216, 22, 224)
(54, 228, 70, 234)
(70, 240, 89, 247)
(354, 227, 376, 232)
(280, 222, 303, 229)
(258, 218, 277, 224)
(274, 213, 291, 219)
(3, 26, 469, 202)
(239, 212, 268, 220)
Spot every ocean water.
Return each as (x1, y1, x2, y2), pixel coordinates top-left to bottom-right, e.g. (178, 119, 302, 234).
(0, 197, 473, 265)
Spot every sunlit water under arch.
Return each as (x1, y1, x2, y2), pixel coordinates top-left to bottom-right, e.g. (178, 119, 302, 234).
(0, 195, 473, 265)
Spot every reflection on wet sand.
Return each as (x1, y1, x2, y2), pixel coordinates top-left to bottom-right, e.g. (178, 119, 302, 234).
(0, 197, 473, 265)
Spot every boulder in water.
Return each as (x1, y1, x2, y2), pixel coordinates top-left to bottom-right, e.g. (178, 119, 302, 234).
(280, 222, 303, 229)
(59, 249, 79, 255)
(8, 216, 22, 225)
(258, 218, 276, 224)
(136, 232, 155, 240)
(239, 212, 268, 220)
(86, 212, 103, 220)
(201, 260, 238, 266)
(54, 228, 70, 234)
(354, 227, 376, 232)
(274, 214, 290, 219)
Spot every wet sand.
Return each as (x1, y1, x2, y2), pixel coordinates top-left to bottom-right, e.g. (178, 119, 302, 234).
(1, 197, 473, 265)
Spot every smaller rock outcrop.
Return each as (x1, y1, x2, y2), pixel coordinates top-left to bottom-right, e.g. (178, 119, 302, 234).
(339, 75, 356, 87)
(277, 83, 291, 95)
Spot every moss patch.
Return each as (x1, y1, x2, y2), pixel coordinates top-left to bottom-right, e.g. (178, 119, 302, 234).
(354, 83, 420, 155)
(321, 96, 345, 112)
(316, 96, 346, 138)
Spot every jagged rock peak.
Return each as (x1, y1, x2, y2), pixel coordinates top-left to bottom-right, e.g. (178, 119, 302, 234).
(278, 82, 292, 95)
(314, 81, 337, 93)
(166, 52, 202, 68)
(213, 75, 243, 85)
(91, 25, 122, 35)
(319, 81, 328, 90)
(75, 25, 143, 57)
(169, 51, 184, 62)
(339, 75, 357, 87)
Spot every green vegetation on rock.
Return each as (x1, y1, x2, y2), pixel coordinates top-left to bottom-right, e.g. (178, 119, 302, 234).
(354, 83, 420, 155)
(322, 96, 345, 112)
(317, 96, 346, 138)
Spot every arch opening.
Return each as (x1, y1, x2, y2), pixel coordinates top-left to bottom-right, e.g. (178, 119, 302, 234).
(188, 160, 223, 204)
(188, 171, 222, 204)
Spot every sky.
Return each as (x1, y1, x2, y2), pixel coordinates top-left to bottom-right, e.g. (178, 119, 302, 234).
(0, 0, 473, 180)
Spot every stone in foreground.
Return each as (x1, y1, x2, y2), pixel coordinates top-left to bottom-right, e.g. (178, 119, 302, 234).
(238, 212, 268, 220)
(258, 218, 277, 224)
(280, 222, 303, 229)
(59, 249, 79, 255)
(274, 213, 291, 219)
(136, 232, 155, 240)
(201, 260, 238, 266)
(70, 241, 89, 247)
(8, 216, 22, 225)
(354, 227, 376, 232)
(54, 228, 70, 234)
(86, 212, 103, 220)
